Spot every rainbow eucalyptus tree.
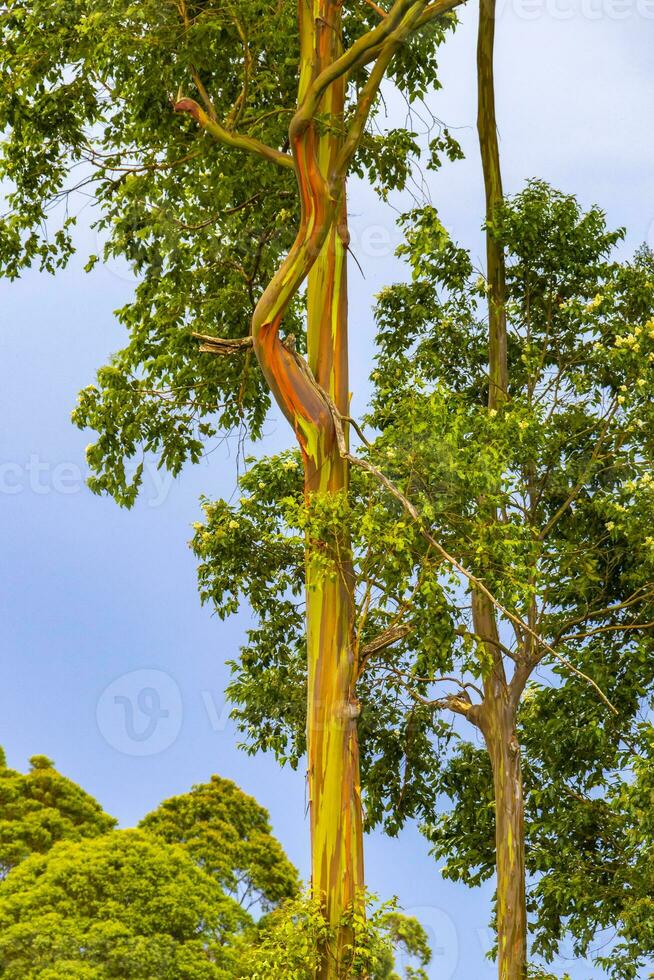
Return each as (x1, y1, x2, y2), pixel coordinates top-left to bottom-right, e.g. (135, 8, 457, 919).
(193, 191, 654, 980)
(0, 1, 462, 973)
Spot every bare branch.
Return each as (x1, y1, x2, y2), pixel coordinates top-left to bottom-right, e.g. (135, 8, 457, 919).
(551, 587, 654, 643)
(389, 666, 484, 700)
(562, 621, 654, 643)
(361, 624, 412, 657)
(335, 0, 463, 179)
(341, 413, 372, 449)
(388, 670, 479, 721)
(225, 6, 253, 129)
(362, 0, 390, 15)
(192, 333, 254, 355)
(294, 0, 462, 141)
(539, 399, 619, 541)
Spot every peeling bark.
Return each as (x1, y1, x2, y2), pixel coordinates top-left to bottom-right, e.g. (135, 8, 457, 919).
(303, 13, 365, 975)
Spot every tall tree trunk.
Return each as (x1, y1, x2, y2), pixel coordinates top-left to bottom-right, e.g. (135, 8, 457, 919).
(476, 2, 527, 974)
(301, 5, 364, 975)
(306, 206, 365, 978)
(250, 2, 435, 971)
(186, 2, 461, 971)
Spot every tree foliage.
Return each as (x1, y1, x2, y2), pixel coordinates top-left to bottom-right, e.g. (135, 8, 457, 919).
(0, 760, 431, 979)
(0, 0, 458, 503)
(0, 830, 250, 980)
(0, 751, 116, 879)
(3, 1, 654, 974)
(241, 895, 431, 980)
(139, 773, 299, 912)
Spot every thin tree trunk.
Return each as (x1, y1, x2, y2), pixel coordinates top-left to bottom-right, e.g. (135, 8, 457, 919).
(483, 697, 527, 980)
(476, 2, 527, 974)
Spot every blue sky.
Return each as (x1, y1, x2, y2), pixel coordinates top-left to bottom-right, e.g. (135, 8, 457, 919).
(1, 5, 653, 978)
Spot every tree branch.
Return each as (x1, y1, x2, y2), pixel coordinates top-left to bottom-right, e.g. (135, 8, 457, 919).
(387, 670, 480, 721)
(539, 399, 619, 541)
(360, 623, 412, 657)
(362, 0, 390, 15)
(561, 620, 654, 643)
(173, 98, 294, 170)
(551, 587, 654, 643)
(192, 333, 254, 355)
(293, 0, 462, 141)
(390, 666, 484, 700)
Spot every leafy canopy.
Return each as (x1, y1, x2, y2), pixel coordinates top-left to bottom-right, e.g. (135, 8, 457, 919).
(0, 759, 432, 978)
(139, 773, 299, 911)
(0, 751, 116, 879)
(0, 829, 250, 980)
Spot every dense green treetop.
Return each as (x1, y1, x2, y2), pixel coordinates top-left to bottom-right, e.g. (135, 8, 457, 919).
(139, 773, 299, 911)
(0, 760, 432, 978)
(0, 750, 116, 879)
(0, 829, 250, 980)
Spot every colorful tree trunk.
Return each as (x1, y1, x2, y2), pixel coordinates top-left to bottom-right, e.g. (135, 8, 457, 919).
(472, 592, 527, 980)
(484, 697, 528, 980)
(303, 6, 365, 974)
(477, 0, 507, 409)
(254, 4, 365, 974)
(477, 2, 527, 976)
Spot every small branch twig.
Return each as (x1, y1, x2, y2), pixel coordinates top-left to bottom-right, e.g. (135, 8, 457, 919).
(389, 671, 476, 719)
(173, 98, 294, 170)
(362, 0, 390, 16)
(389, 666, 484, 700)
